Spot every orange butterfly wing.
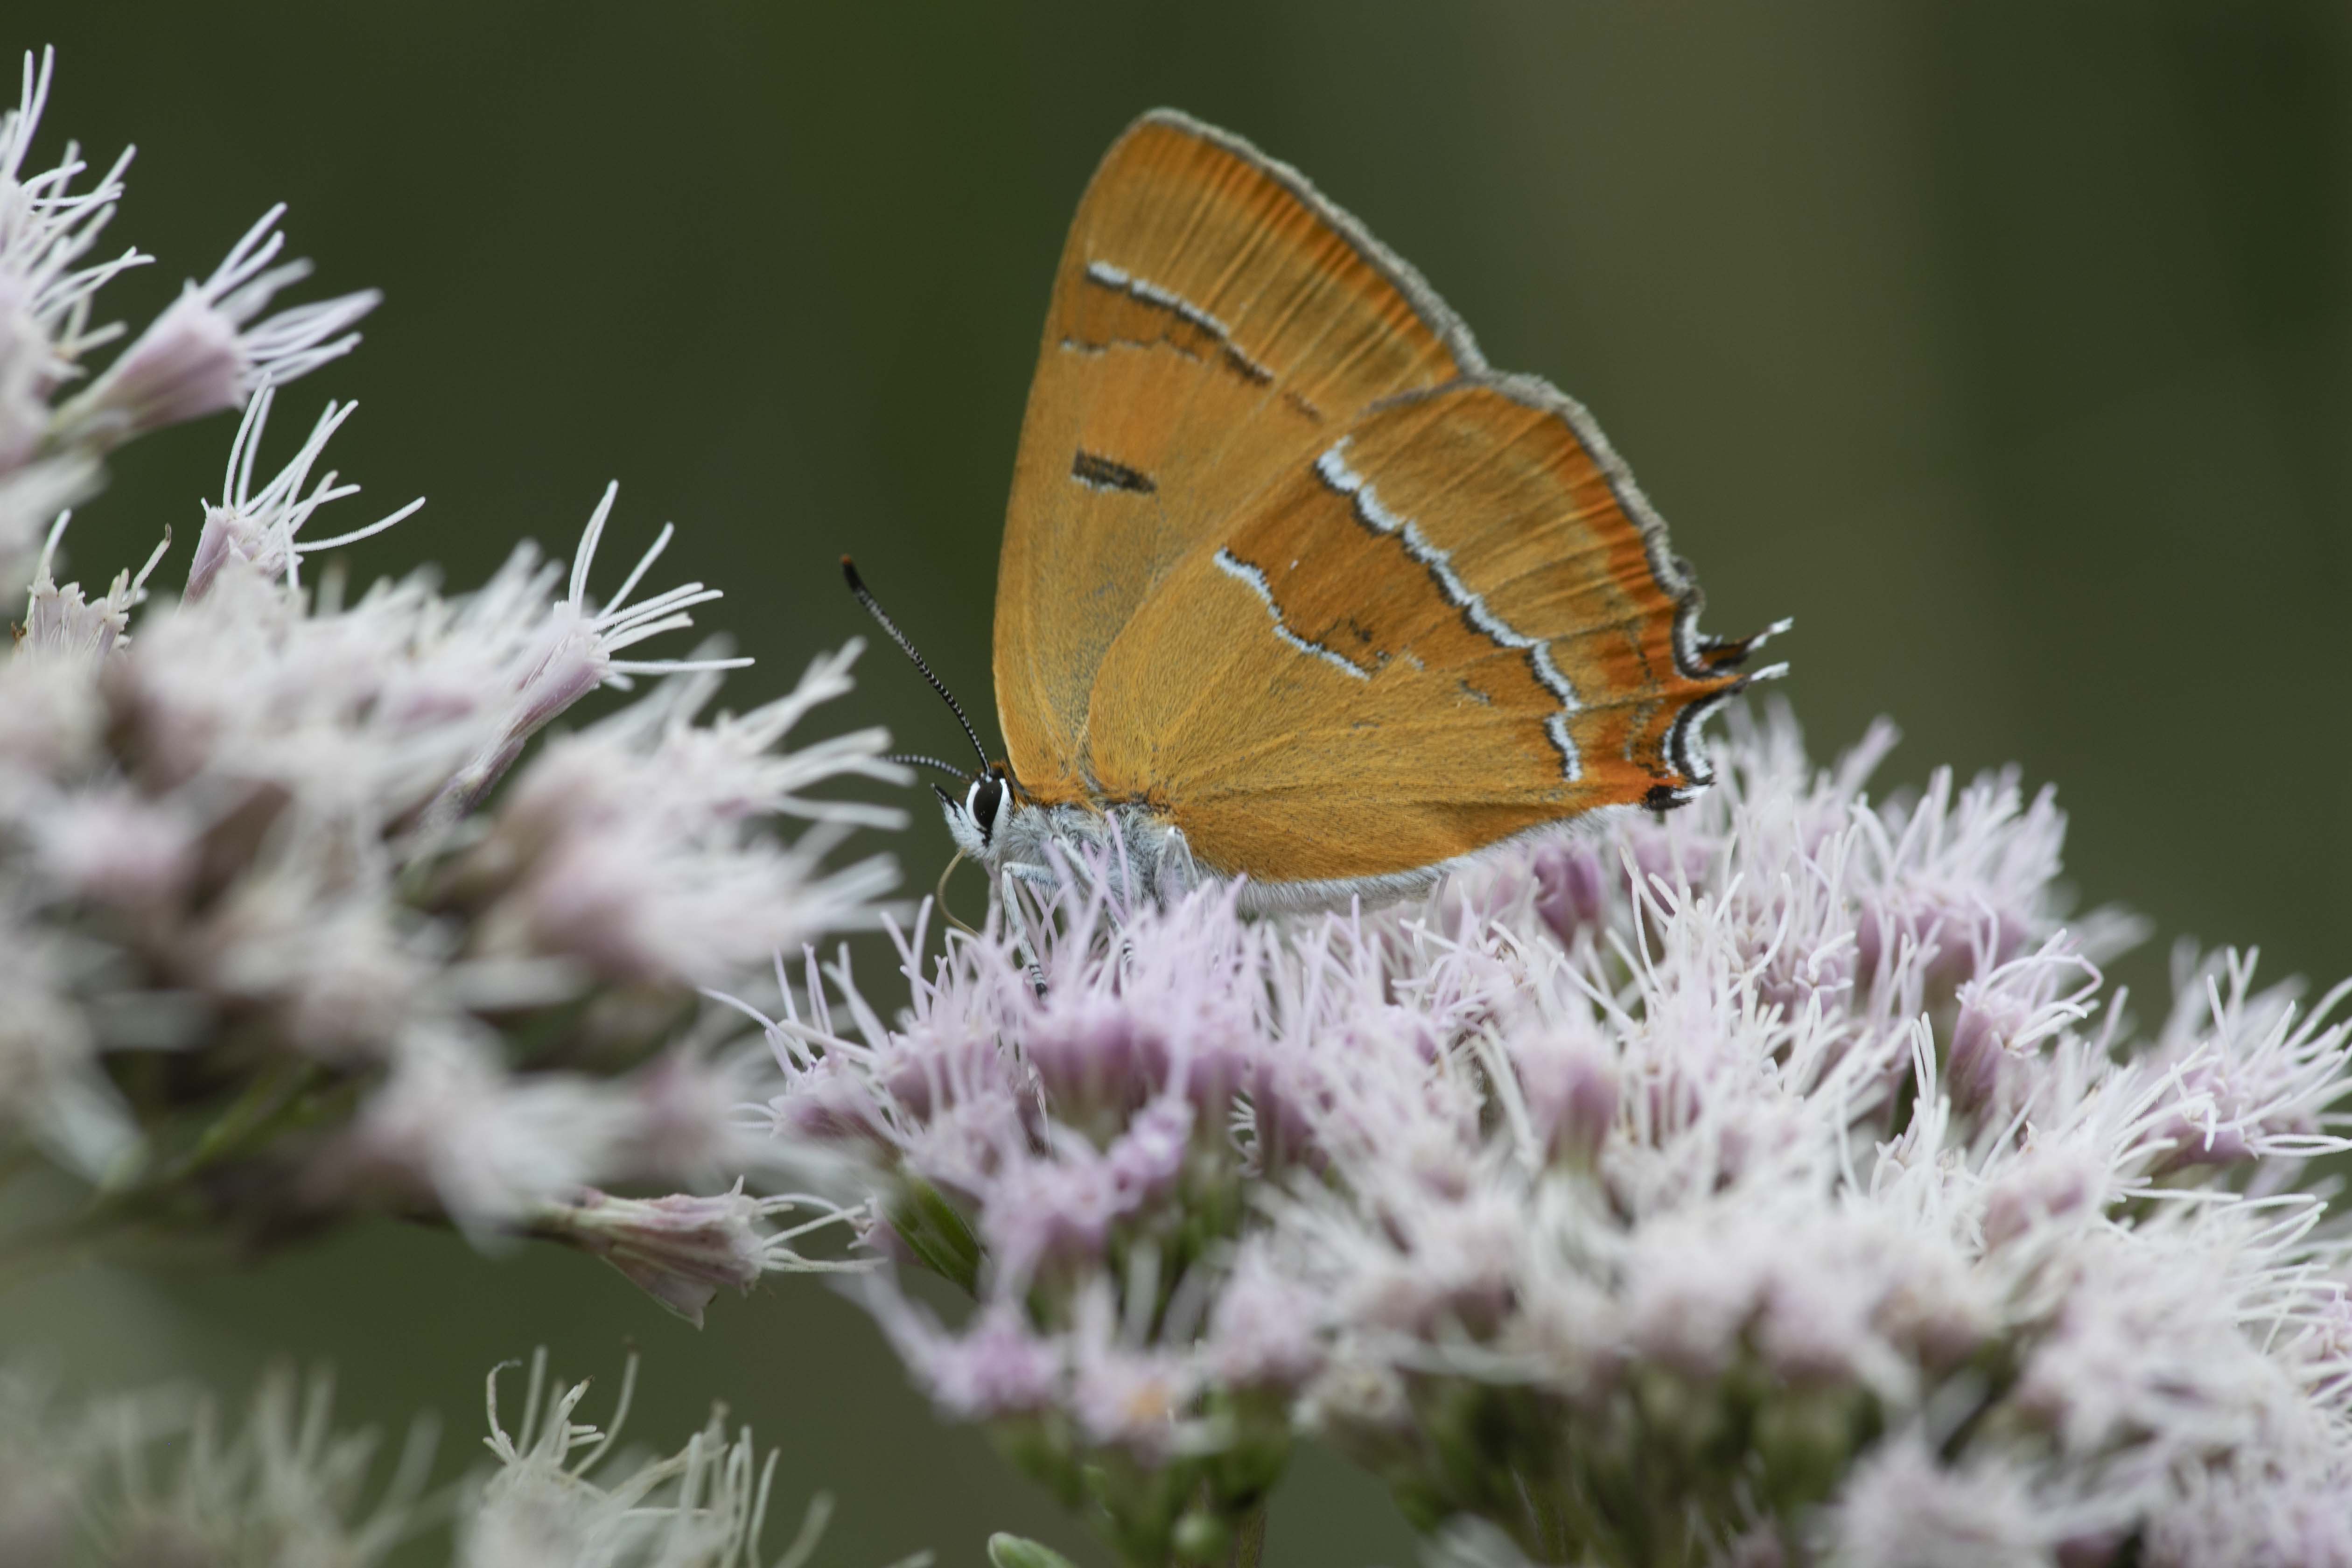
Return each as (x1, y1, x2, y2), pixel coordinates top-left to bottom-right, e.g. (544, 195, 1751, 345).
(993, 110, 1476, 804)
(996, 112, 1776, 890)
(1087, 378, 1770, 886)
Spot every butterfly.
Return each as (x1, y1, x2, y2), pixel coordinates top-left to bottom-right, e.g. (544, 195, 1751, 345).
(856, 109, 1785, 913)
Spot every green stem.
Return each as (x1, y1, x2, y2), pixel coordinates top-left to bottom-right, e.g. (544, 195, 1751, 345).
(1225, 1505, 1267, 1568)
(146, 1056, 322, 1191)
(2, 1057, 336, 1286)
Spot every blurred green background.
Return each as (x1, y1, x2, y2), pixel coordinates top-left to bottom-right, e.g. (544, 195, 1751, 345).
(8, 3, 2349, 1564)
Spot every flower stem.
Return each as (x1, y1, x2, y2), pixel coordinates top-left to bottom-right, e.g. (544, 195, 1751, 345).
(1225, 1505, 1266, 1568)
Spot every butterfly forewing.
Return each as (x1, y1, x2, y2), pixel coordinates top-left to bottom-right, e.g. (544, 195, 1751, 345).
(994, 111, 1478, 801)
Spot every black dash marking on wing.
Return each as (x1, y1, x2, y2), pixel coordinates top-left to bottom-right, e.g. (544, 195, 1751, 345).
(1071, 450, 1157, 494)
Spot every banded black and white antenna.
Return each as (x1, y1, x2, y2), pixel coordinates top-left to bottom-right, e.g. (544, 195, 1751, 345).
(888, 752, 984, 781)
(841, 556, 991, 774)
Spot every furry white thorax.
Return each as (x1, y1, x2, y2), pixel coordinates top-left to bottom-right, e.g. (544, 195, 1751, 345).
(945, 792, 1201, 903)
(938, 787, 1518, 915)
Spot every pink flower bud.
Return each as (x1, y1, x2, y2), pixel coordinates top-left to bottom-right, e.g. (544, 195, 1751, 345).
(1530, 840, 1607, 946)
(1948, 980, 2034, 1112)
(56, 206, 378, 450)
(1508, 1023, 1620, 1168)
(539, 1186, 772, 1327)
(69, 288, 243, 440)
(30, 787, 195, 908)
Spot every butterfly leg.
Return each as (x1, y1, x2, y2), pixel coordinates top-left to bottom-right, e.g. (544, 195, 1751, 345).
(999, 866, 1050, 996)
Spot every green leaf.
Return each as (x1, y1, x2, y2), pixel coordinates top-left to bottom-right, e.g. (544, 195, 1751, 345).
(987, 1533, 1081, 1568)
(892, 1178, 983, 1294)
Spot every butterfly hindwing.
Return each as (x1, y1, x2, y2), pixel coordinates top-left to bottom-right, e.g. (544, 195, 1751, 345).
(1079, 376, 1763, 888)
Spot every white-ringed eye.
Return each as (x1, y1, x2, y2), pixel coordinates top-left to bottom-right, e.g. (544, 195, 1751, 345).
(965, 777, 1004, 845)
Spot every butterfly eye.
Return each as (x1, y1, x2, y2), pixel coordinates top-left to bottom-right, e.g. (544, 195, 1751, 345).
(965, 777, 1004, 844)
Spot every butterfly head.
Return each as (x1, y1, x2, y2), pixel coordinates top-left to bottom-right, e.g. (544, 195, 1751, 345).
(840, 555, 1022, 866)
(937, 763, 1012, 861)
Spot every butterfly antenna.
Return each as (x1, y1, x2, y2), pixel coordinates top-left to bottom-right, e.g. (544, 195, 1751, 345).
(887, 752, 979, 781)
(841, 555, 991, 771)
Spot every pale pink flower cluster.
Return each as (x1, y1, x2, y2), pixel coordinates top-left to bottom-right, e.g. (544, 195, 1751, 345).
(0, 51, 903, 1315)
(0, 48, 376, 588)
(466, 1350, 935, 1568)
(0, 1360, 432, 1567)
(0, 389, 899, 1257)
(0, 1351, 925, 1568)
(757, 712, 2352, 1567)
